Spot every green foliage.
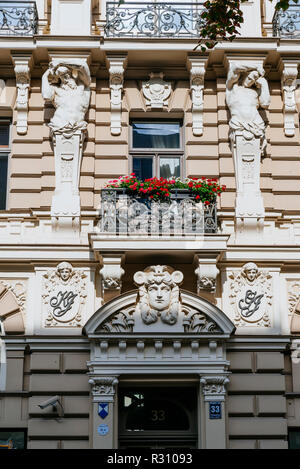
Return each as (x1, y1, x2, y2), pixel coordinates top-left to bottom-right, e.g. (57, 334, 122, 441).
(197, 0, 299, 51)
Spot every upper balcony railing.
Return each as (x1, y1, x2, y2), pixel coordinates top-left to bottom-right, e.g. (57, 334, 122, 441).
(0, 1, 38, 36)
(273, 3, 300, 38)
(104, 1, 205, 39)
(97, 189, 218, 237)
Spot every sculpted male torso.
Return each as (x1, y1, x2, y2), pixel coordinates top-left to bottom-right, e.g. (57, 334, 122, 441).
(42, 60, 91, 134)
(226, 64, 270, 138)
(51, 83, 90, 128)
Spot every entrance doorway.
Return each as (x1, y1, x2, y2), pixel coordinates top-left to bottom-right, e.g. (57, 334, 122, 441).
(118, 386, 198, 449)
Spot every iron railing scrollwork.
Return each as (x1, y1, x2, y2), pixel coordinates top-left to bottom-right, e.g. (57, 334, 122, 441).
(0, 1, 38, 36)
(98, 189, 218, 236)
(273, 4, 300, 37)
(104, 1, 205, 38)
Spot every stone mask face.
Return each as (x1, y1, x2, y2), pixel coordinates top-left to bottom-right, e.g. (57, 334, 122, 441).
(58, 268, 72, 282)
(245, 267, 258, 282)
(148, 283, 171, 311)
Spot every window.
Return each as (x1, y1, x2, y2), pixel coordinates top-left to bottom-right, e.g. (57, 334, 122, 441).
(130, 121, 183, 180)
(0, 429, 26, 449)
(0, 122, 10, 210)
(289, 430, 300, 449)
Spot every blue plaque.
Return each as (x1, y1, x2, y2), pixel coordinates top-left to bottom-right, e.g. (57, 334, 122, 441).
(209, 401, 222, 419)
(97, 424, 109, 435)
(98, 403, 109, 419)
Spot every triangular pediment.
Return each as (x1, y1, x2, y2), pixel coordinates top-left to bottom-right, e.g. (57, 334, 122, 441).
(83, 289, 235, 337)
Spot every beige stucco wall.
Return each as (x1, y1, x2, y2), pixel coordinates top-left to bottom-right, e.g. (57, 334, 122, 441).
(0, 342, 294, 449)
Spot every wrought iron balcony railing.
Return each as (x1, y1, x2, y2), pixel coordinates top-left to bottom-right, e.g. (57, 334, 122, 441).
(0, 1, 38, 36)
(273, 3, 300, 37)
(104, 1, 205, 38)
(98, 189, 218, 237)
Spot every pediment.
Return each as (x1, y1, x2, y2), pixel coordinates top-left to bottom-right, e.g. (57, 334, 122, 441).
(84, 289, 235, 337)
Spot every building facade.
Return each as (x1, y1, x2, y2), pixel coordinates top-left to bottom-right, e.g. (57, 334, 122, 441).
(0, 0, 300, 450)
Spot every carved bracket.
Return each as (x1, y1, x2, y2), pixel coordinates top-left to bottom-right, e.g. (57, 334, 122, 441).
(12, 54, 32, 135)
(281, 62, 298, 137)
(187, 56, 207, 136)
(100, 254, 125, 302)
(106, 55, 127, 136)
(194, 254, 220, 294)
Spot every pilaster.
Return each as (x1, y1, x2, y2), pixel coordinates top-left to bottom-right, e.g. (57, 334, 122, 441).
(200, 375, 229, 449)
(187, 55, 207, 136)
(88, 374, 119, 449)
(279, 60, 299, 137)
(106, 54, 127, 136)
(11, 53, 33, 135)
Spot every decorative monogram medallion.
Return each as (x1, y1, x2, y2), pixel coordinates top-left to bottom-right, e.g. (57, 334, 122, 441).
(228, 262, 272, 327)
(42, 262, 87, 327)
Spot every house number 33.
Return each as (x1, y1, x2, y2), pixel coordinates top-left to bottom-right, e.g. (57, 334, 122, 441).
(151, 409, 166, 421)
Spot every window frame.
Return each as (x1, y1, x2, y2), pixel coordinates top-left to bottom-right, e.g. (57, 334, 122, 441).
(0, 119, 11, 211)
(129, 120, 184, 179)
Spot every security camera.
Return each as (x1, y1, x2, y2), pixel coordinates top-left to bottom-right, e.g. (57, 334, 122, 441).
(38, 396, 60, 410)
(37, 396, 64, 417)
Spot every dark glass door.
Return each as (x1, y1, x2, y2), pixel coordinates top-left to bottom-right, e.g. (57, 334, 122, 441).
(118, 386, 198, 449)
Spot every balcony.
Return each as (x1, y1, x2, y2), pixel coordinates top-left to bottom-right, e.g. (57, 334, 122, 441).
(97, 189, 217, 238)
(0, 1, 38, 36)
(104, 1, 205, 38)
(273, 3, 300, 38)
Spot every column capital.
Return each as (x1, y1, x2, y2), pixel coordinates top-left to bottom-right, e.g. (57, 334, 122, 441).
(200, 375, 230, 401)
(88, 375, 119, 402)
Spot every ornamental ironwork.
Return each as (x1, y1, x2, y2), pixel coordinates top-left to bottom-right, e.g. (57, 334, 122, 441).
(273, 4, 300, 38)
(98, 189, 218, 236)
(0, 1, 38, 36)
(104, 2, 205, 38)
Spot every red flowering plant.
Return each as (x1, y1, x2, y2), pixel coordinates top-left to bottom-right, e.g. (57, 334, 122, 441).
(105, 174, 226, 206)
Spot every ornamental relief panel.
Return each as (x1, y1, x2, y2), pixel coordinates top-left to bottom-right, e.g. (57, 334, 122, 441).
(42, 262, 87, 327)
(98, 265, 222, 334)
(228, 262, 272, 328)
(142, 73, 172, 109)
(287, 280, 300, 318)
(0, 279, 27, 334)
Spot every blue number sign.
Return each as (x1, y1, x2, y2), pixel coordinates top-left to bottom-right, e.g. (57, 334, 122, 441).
(209, 401, 222, 419)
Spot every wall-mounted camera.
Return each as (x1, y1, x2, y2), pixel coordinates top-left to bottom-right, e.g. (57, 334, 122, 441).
(37, 396, 64, 418)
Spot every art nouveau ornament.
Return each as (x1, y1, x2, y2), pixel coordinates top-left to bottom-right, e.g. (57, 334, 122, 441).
(200, 376, 230, 398)
(0, 279, 26, 333)
(42, 261, 87, 327)
(187, 57, 206, 136)
(194, 255, 219, 294)
(100, 254, 125, 303)
(142, 73, 171, 109)
(226, 61, 270, 239)
(134, 265, 183, 325)
(42, 59, 91, 232)
(98, 265, 222, 333)
(12, 55, 32, 135)
(107, 55, 127, 135)
(0, 79, 5, 103)
(228, 262, 272, 327)
(281, 63, 298, 137)
(88, 376, 118, 399)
